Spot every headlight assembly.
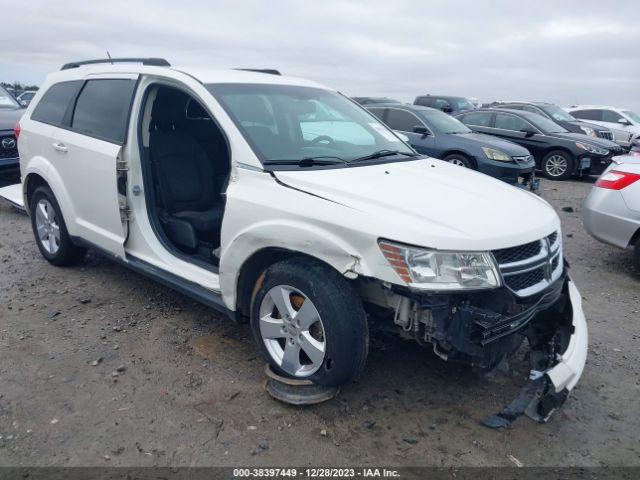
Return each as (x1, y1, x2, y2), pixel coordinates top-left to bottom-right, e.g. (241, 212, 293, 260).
(379, 240, 501, 290)
(579, 126, 597, 137)
(482, 147, 512, 162)
(575, 142, 608, 156)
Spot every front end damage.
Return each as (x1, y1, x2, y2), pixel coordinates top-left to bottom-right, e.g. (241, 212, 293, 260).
(359, 268, 588, 428)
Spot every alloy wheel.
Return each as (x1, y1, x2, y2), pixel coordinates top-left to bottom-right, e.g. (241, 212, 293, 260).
(545, 155, 568, 177)
(35, 199, 61, 254)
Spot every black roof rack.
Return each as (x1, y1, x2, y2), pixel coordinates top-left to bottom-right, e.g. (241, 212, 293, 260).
(61, 58, 171, 71)
(234, 68, 281, 75)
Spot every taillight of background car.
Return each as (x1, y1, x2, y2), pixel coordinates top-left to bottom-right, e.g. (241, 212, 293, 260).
(595, 170, 640, 190)
(14, 122, 21, 139)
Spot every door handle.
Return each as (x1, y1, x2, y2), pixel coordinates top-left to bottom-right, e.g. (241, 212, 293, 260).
(52, 142, 68, 153)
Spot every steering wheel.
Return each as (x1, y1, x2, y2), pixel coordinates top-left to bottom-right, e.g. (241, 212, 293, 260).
(309, 135, 335, 145)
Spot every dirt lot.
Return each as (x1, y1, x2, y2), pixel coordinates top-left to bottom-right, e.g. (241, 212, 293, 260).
(0, 177, 639, 468)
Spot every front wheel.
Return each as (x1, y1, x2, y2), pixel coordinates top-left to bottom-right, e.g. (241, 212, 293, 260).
(444, 153, 473, 169)
(250, 258, 369, 386)
(542, 151, 574, 180)
(633, 236, 640, 277)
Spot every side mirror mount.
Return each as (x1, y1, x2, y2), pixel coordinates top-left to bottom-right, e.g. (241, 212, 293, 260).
(521, 128, 537, 138)
(618, 118, 631, 126)
(413, 125, 430, 136)
(441, 106, 453, 113)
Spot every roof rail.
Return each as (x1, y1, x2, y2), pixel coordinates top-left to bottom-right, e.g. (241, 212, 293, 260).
(61, 58, 171, 71)
(234, 68, 281, 75)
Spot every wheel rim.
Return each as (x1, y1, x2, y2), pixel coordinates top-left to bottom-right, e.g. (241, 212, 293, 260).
(545, 155, 568, 177)
(448, 158, 467, 167)
(35, 199, 61, 254)
(258, 285, 326, 377)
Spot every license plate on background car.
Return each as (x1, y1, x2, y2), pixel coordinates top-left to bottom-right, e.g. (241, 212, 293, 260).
(580, 158, 591, 169)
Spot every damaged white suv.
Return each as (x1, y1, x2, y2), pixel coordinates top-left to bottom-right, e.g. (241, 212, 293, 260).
(15, 58, 587, 426)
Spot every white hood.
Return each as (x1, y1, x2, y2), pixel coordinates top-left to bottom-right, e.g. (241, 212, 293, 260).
(274, 158, 559, 251)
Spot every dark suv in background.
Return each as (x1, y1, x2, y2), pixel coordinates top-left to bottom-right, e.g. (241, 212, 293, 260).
(0, 85, 23, 182)
(457, 108, 623, 180)
(414, 95, 476, 115)
(486, 101, 614, 141)
(352, 97, 401, 106)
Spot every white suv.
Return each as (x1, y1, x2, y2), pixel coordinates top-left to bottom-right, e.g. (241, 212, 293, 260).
(566, 105, 640, 148)
(14, 58, 587, 426)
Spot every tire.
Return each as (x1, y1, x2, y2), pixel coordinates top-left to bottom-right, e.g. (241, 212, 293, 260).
(30, 186, 87, 266)
(634, 236, 640, 277)
(250, 258, 369, 386)
(542, 150, 574, 180)
(443, 153, 474, 169)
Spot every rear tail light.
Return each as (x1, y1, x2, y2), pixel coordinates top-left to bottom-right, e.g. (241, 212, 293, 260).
(595, 170, 640, 190)
(13, 121, 21, 139)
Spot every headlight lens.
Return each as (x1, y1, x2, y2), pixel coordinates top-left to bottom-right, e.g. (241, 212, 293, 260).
(379, 240, 501, 290)
(482, 147, 511, 162)
(576, 142, 609, 156)
(579, 126, 597, 137)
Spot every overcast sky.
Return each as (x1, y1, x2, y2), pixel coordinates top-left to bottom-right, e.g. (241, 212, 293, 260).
(2, 0, 638, 111)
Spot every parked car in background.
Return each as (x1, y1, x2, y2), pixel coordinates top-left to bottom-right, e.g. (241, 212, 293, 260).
(352, 96, 401, 106)
(487, 101, 614, 141)
(366, 103, 537, 190)
(17, 90, 37, 107)
(582, 155, 640, 274)
(0, 85, 24, 181)
(414, 95, 476, 115)
(11, 58, 587, 425)
(457, 108, 624, 180)
(630, 138, 640, 157)
(566, 105, 640, 149)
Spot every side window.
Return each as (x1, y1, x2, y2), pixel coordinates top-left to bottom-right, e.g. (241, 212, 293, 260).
(461, 112, 491, 127)
(30, 81, 82, 126)
(602, 110, 624, 123)
(367, 108, 386, 121)
(571, 109, 601, 121)
(522, 106, 541, 114)
(71, 79, 137, 144)
(495, 113, 530, 131)
(385, 109, 421, 132)
(415, 97, 434, 107)
(433, 99, 451, 110)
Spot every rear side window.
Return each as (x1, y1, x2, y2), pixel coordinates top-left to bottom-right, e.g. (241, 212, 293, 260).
(461, 112, 492, 127)
(31, 81, 82, 126)
(414, 97, 434, 107)
(71, 79, 137, 144)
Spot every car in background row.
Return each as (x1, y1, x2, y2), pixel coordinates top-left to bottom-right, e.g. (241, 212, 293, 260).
(487, 101, 614, 142)
(366, 103, 537, 190)
(566, 105, 640, 149)
(17, 90, 38, 107)
(457, 108, 624, 180)
(582, 155, 640, 274)
(413, 95, 476, 115)
(352, 97, 401, 106)
(630, 138, 640, 156)
(0, 85, 23, 181)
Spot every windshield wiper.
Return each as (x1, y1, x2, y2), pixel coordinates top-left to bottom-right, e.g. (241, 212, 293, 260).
(351, 149, 420, 163)
(263, 156, 347, 167)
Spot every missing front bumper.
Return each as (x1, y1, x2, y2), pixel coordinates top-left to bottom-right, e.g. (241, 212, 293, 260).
(482, 277, 588, 428)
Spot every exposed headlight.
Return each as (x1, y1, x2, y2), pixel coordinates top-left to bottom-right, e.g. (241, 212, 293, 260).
(482, 147, 511, 162)
(379, 240, 501, 290)
(579, 126, 597, 137)
(576, 142, 608, 156)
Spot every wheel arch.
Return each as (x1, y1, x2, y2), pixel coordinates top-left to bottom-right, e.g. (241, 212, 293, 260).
(442, 150, 477, 169)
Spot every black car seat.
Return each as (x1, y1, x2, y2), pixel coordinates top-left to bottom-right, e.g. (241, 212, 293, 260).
(149, 88, 224, 253)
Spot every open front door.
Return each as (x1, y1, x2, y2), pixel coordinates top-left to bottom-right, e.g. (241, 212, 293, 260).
(49, 75, 139, 259)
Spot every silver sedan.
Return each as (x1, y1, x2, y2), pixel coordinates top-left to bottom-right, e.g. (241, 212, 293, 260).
(582, 155, 640, 273)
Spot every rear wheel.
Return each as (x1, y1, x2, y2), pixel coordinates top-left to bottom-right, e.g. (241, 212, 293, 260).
(30, 186, 86, 266)
(542, 151, 574, 180)
(444, 153, 473, 169)
(250, 258, 369, 386)
(633, 236, 640, 276)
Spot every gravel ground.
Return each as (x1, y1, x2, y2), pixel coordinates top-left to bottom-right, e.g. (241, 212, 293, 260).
(0, 177, 639, 467)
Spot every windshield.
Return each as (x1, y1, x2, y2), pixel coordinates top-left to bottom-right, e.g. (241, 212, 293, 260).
(0, 86, 20, 109)
(419, 109, 471, 134)
(528, 113, 569, 134)
(541, 105, 575, 122)
(623, 110, 640, 123)
(206, 84, 414, 165)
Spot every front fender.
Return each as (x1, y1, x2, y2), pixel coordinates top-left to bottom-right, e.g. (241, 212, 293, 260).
(219, 219, 372, 309)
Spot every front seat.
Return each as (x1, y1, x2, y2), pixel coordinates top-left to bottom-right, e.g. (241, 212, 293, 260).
(149, 89, 224, 251)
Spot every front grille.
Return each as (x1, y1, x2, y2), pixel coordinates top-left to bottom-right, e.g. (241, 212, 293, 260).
(512, 155, 533, 164)
(0, 134, 18, 160)
(493, 231, 563, 297)
(493, 240, 541, 264)
(597, 130, 613, 141)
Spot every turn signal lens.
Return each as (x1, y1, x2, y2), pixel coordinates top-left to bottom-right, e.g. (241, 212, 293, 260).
(14, 121, 21, 139)
(595, 170, 640, 190)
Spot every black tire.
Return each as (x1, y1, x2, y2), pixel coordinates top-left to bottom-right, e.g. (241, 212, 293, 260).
(250, 258, 369, 386)
(30, 186, 87, 266)
(443, 153, 474, 169)
(634, 236, 640, 277)
(541, 150, 574, 180)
